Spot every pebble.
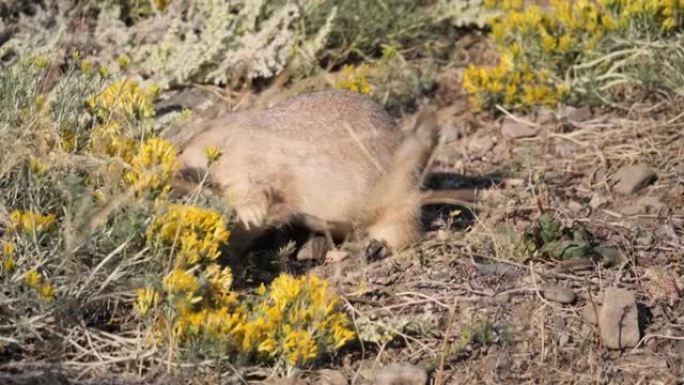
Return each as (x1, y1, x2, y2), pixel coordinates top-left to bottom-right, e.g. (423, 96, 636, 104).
(467, 135, 495, 153)
(611, 164, 657, 195)
(296, 236, 328, 261)
(589, 193, 608, 210)
(501, 117, 539, 139)
(314, 369, 347, 385)
(374, 363, 428, 385)
(599, 287, 640, 349)
(542, 285, 577, 304)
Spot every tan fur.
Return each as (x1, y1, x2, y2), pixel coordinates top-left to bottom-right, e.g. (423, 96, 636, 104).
(171, 89, 470, 255)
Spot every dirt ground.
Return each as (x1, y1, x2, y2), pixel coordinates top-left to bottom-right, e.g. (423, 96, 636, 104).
(302, 73, 684, 384)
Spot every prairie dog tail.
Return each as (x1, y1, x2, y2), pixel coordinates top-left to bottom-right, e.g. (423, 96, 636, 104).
(420, 189, 479, 209)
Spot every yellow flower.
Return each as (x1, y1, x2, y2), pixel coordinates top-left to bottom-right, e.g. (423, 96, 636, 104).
(135, 287, 160, 316)
(117, 54, 131, 70)
(87, 79, 157, 121)
(80, 60, 93, 75)
(335, 64, 372, 95)
(2, 256, 16, 273)
(179, 108, 192, 120)
(98, 65, 111, 78)
(28, 157, 48, 177)
(163, 269, 200, 295)
(40, 282, 55, 302)
(34, 56, 48, 70)
(204, 263, 233, 294)
(147, 204, 230, 266)
(60, 129, 77, 152)
(3, 242, 15, 257)
(154, 0, 169, 11)
(205, 145, 221, 163)
(25, 270, 42, 288)
(123, 137, 180, 191)
(282, 329, 319, 365)
(88, 121, 137, 160)
(3, 242, 16, 273)
(9, 210, 56, 234)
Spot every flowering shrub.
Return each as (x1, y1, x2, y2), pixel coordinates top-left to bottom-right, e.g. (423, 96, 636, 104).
(139, 202, 355, 366)
(465, 0, 684, 111)
(0, 37, 357, 378)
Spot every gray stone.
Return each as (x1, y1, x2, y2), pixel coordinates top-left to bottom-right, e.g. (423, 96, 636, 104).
(542, 285, 576, 304)
(559, 106, 593, 123)
(296, 236, 328, 261)
(589, 193, 608, 210)
(599, 287, 640, 349)
(314, 369, 347, 385)
(374, 363, 428, 385)
(501, 117, 539, 139)
(582, 304, 599, 324)
(467, 135, 495, 153)
(611, 164, 657, 195)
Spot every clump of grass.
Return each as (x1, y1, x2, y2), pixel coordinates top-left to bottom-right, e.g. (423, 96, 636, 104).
(465, 0, 684, 112)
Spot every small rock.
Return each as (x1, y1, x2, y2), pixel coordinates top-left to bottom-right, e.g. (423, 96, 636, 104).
(374, 363, 428, 385)
(594, 246, 627, 268)
(314, 369, 347, 385)
(599, 287, 640, 349)
(296, 236, 328, 261)
(473, 262, 519, 279)
(621, 196, 667, 215)
(611, 164, 657, 195)
(501, 117, 539, 139)
(542, 285, 576, 304)
(535, 106, 556, 124)
(325, 249, 351, 264)
(582, 304, 599, 324)
(494, 292, 512, 304)
(567, 200, 583, 213)
(675, 340, 684, 361)
(639, 196, 667, 213)
(589, 193, 608, 210)
(467, 135, 495, 153)
(559, 106, 593, 123)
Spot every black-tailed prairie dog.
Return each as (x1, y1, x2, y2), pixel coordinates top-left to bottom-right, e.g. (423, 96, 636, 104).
(170, 89, 473, 258)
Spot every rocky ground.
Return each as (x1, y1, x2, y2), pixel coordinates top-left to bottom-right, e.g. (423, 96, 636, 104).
(303, 74, 684, 384)
(150, 67, 683, 384)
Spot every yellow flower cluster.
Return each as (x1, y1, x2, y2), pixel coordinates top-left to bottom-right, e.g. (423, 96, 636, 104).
(85, 79, 179, 193)
(86, 79, 158, 122)
(88, 121, 137, 160)
(123, 137, 180, 192)
(146, 204, 230, 266)
(241, 274, 355, 366)
(467, 0, 684, 111)
(335, 64, 372, 95)
(603, 0, 684, 31)
(24, 269, 55, 302)
(137, 267, 355, 366)
(2, 242, 16, 273)
(9, 210, 56, 235)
